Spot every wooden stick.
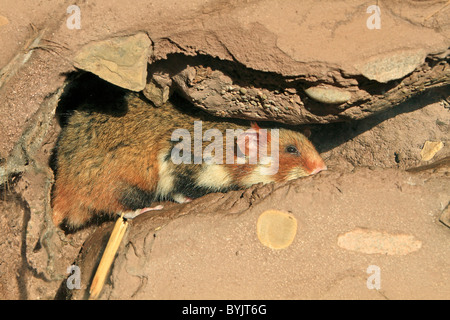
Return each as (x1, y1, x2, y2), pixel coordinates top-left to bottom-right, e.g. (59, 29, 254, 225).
(89, 213, 128, 300)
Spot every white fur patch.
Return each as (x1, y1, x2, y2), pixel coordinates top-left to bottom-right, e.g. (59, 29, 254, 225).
(196, 164, 232, 190)
(156, 151, 175, 198)
(172, 193, 190, 203)
(241, 165, 275, 187)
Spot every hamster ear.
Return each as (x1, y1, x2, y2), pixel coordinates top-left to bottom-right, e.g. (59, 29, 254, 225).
(251, 122, 271, 146)
(250, 122, 261, 131)
(236, 128, 259, 157)
(302, 127, 312, 138)
(236, 123, 273, 157)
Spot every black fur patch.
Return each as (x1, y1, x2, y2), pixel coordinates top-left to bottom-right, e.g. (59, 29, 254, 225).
(173, 174, 211, 199)
(172, 173, 241, 199)
(119, 185, 155, 210)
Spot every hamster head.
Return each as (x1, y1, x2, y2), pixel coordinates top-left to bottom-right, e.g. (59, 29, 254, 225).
(275, 127, 327, 179)
(235, 123, 326, 186)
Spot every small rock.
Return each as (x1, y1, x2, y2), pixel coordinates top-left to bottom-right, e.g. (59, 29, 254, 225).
(304, 86, 352, 104)
(257, 91, 267, 101)
(285, 88, 297, 94)
(143, 79, 171, 107)
(239, 88, 247, 95)
(420, 141, 444, 161)
(181, 66, 197, 87)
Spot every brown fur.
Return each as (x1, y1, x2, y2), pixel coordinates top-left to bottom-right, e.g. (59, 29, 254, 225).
(52, 93, 326, 229)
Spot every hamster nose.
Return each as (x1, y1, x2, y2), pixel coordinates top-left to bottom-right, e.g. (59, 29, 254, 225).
(309, 164, 327, 175)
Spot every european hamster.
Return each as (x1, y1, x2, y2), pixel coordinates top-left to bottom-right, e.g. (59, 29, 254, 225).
(52, 93, 326, 228)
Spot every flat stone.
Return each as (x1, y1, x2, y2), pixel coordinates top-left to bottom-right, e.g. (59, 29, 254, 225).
(73, 33, 152, 91)
(356, 50, 426, 83)
(420, 141, 444, 161)
(304, 86, 352, 104)
(337, 228, 422, 255)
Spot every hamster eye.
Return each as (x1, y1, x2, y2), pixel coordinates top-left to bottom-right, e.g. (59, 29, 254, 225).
(286, 145, 300, 155)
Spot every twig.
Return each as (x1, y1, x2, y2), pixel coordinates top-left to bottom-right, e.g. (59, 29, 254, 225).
(89, 213, 129, 300)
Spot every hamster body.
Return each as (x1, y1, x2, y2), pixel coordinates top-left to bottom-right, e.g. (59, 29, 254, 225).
(52, 93, 326, 228)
